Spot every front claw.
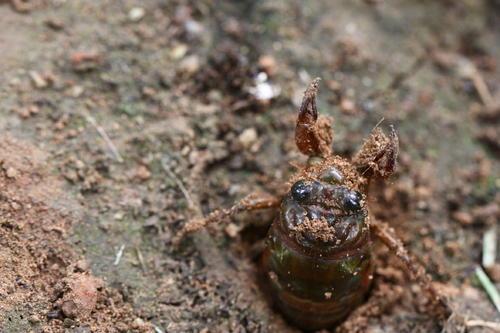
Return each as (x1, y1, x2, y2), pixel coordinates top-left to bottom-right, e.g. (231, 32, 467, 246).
(353, 125, 399, 179)
(295, 78, 333, 157)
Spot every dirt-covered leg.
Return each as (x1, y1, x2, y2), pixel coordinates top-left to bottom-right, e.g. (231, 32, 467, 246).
(370, 219, 451, 318)
(295, 78, 333, 157)
(353, 124, 399, 179)
(174, 192, 281, 244)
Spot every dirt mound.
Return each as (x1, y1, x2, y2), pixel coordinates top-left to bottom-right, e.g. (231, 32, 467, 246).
(0, 136, 149, 332)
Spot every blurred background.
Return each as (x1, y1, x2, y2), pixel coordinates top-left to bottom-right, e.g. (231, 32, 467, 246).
(0, 1, 498, 332)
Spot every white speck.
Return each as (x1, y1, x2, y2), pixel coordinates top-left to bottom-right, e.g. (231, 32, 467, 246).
(179, 55, 200, 74)
(256, 72, 268, 82)
(185, 20, 204, 36)
(70, 85, 84, 98)
(153, 325, 165, 333)
(298, 69, 311, 83)
(362, 77, 372, 87)
(129, 7, 145, 22)
(238, 128, 258, 148)
(29, 71, 48, 89)
(249, 72, 280, 101)
(345, 23, 357, 34)
(170, 44, 188, 60)
(113, 244, 126, 266)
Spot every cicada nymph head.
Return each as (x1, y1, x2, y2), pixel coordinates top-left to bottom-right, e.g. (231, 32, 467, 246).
(282, 157, 369, 255)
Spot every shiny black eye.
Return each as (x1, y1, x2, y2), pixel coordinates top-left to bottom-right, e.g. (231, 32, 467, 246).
(291, 180, 313, 202)
(343, 190, 362, 212)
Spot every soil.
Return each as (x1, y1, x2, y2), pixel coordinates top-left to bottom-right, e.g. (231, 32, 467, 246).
(0, 1, 499, 332)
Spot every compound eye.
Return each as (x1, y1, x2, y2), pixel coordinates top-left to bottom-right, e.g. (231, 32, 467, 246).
(320, 167, 344, 184)
(291, 180, 313, 202)
(343, 190, 362, 212)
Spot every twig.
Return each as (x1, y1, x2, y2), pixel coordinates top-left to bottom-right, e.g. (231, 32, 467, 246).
(483, 226, 497, 269)
(113, 244, 126, 266)
(456, 57, 495, 108)
(135, 247, 146, 272)
(470, 70, 495, 108)
(85, 113, 124, 163)
(152, 324, 165, 333)
(466, 319, 500, 330)
(371, 117, 385, 131)
(475, 266, 500, 313)
(161, 156, 196, 210)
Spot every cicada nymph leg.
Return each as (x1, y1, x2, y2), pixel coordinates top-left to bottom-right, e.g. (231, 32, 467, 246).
(353, 124, 399, 179)
(353, 126, 450, 316)
(370, 219, 451, 318)
(295, 78, 333, 158)
(174, 192, 281, 244)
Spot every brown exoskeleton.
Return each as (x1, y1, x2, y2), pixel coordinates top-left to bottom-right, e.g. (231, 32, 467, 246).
(178, 78, 449, 330)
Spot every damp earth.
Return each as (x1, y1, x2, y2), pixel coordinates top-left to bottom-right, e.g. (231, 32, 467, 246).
(0, 1, 499, 332)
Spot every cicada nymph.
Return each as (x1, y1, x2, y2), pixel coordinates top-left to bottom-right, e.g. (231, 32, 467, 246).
(177, 78, 448, 331)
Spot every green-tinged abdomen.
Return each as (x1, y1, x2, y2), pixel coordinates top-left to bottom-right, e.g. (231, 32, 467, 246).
(262, 222, 373, 330)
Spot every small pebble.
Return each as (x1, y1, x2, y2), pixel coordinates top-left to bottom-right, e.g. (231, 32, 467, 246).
(238, 128, 258, 149)
(45, 18, 65, 30)
(29, 315, 41, 324)
(61, 300, 78, 319)
(452, 211, 473, 226)
(128, 7, 145, 22)
(179, 55, 200, 75)
(170, 44, 188, 60)
(6, 167, 18, 179)
(29, 71, 48, 89)
(135, 165, 151, 181)
(133, 317, 146, 328)
(184, 20, 204, 36)
(64, 317, 76, 328)
(69, 85, 84, 98)
(340, 98, 356, 114)
(258, 55, 277, 75)
(75, 259, 89, 272)
(225, 223, 240, 238)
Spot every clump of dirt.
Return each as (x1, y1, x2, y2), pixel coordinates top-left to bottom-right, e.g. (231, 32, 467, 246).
(289, 155, 362, 190)
(197, 42, 254, 95)
(0, 136, 149, 332)
(194, 41, 271, 113)
(291, 217, 338, 244)
(57, 273, 101, 320)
